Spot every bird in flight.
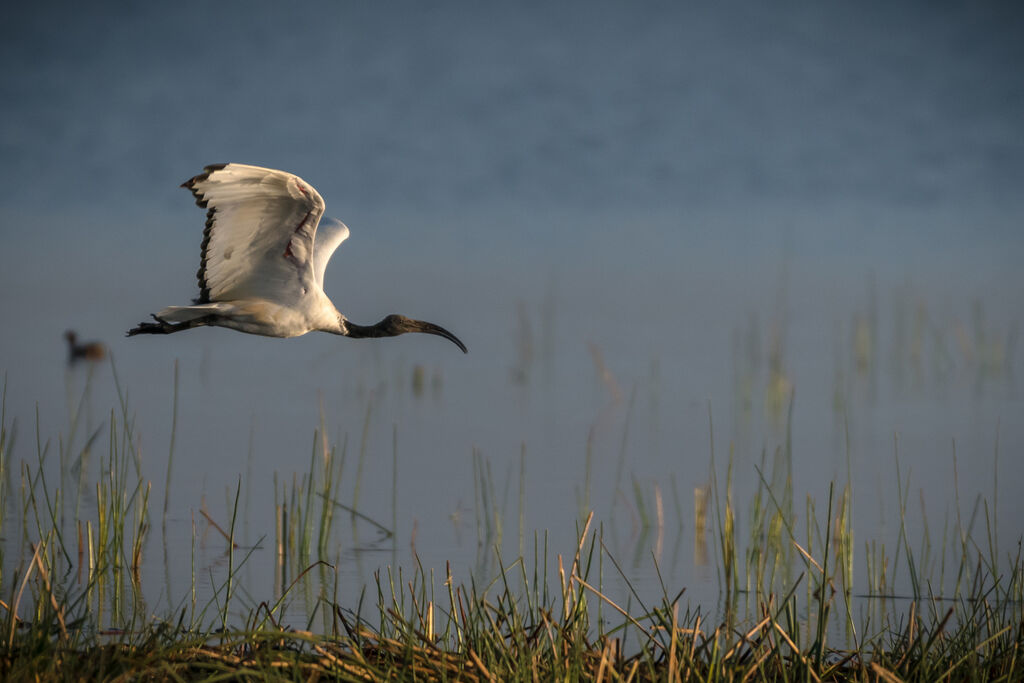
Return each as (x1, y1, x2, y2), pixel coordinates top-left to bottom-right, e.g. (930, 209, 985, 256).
(128, 164, 466, 353)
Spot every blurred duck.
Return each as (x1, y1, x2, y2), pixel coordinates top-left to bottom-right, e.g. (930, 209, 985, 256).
(64, 330, 106, 364)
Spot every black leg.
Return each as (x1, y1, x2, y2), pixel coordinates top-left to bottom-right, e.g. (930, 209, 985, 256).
(126, 314, 213, 336)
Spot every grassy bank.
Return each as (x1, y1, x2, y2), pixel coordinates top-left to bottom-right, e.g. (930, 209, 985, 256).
(2, 518, 1021, 680)
(0, 373, 1021, 682)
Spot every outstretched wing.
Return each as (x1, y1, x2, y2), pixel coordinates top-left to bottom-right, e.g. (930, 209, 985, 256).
(182, 163, 326, 305)
(312, 217, 350, 289)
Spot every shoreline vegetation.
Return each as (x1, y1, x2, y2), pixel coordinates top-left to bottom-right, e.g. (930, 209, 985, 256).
(1, 363, 1021, 681)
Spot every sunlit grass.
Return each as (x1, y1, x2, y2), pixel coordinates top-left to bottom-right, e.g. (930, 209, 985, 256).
(1, 363, 1022, 681)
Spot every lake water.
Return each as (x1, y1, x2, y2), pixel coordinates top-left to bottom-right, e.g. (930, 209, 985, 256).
(1, 1, 1022, 633)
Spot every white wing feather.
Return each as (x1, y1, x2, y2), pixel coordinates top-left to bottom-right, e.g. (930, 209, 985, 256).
(183, 164, 326, 305)
(312, 217, 350, 288)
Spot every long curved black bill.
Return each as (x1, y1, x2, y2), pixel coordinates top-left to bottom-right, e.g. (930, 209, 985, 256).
(415, 320, 468, 353)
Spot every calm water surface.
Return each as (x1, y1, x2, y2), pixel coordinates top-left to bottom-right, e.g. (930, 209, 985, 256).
(1, 2, 1022, 631)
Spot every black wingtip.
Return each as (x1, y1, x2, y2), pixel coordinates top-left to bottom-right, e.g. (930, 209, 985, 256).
(180, 163, 229, 190)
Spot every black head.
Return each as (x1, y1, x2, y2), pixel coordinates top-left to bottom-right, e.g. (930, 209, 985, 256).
(347, 314, 467, 353)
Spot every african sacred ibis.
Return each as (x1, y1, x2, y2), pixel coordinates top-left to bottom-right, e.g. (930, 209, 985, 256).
(128, 164, 467, 353)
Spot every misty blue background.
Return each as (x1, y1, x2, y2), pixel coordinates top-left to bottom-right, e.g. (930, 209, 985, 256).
(1, 1, 1022, 624)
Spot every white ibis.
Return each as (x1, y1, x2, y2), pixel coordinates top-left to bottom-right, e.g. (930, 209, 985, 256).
(128, 164, 466, 353)
(64, 330, 106, 364)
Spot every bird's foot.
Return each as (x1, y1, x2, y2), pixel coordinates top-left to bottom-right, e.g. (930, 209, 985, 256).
(126, 315, 175, 336)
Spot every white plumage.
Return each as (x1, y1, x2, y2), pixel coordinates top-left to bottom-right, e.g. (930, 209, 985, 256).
(129, 163, 466, 352)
